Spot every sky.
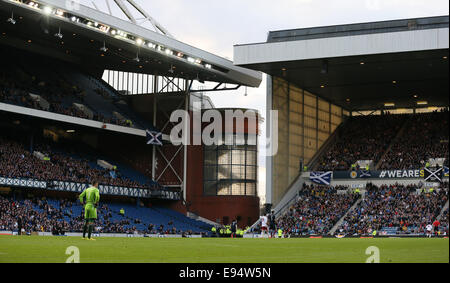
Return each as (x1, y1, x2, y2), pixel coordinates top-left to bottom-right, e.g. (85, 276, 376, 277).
(79, 0, 449, 204)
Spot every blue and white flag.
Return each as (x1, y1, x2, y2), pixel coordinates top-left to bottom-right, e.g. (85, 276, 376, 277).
(360, 170, 371, 178)
(423, 167, 443, 183)
(444, 166, 449, 177)
(146, 130, 163, 146)
(310, 171, 332, 185)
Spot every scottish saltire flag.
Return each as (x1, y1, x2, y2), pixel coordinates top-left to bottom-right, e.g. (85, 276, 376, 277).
(146, 130, 163, 146)
(360, 170, 371, 178)
(310, 171, 332, 185)
(444, 166, 449, 177)
(423, 167, 443, 183)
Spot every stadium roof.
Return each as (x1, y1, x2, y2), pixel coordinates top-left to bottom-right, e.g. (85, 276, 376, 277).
(234, 16, 449, 111)
(0, 0, 262, 87)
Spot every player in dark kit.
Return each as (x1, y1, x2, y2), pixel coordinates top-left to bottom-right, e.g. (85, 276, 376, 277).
(269, 211, 276, 238)
(17, 216, 23, 236)
(230, 220, 237, 238)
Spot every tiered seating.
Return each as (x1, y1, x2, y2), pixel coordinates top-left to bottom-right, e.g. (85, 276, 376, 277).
(0, 50, 155, 130)
(316, 114, 407, 171)
(379, 111, 449, 169)
(338, 183, 448, 235)
(0, 136, 159, 189)
(276, 185, 359, 235)
(0, 195, 210, 234)
(315, 111, 449, 171)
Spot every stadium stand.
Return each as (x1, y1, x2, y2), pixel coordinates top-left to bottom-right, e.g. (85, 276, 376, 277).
(275, 184, 360, 235)
(315, 111, 449, 171)
(0, 136, 155, 188)
(316, 114, 407, 171)
(0, 48, 154, 130)
(337, 182, 449, 236)
(378, 111, 449, 169)
(0, 194, 210, 235)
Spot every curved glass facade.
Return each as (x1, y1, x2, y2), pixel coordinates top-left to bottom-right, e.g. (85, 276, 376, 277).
(204, 134, 258, 196)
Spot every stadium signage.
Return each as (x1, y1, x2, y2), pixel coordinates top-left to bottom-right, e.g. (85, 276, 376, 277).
(378, 169, 421, 178)
(0, 176, 180, 200)
(333, 168, 448, 180)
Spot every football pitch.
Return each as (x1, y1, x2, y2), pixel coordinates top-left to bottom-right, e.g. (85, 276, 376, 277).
(0, 236, 448, 263)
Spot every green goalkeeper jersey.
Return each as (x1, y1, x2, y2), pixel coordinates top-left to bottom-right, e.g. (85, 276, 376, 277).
(79, 186, 100, 206)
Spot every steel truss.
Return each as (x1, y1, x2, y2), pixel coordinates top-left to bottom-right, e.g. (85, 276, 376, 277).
(91, 0, 174, 38)
(152, 79, 190, 193)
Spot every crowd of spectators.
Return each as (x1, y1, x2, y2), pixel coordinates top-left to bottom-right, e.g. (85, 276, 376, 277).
(275, 184, 359, 235)
(0, 69, 134, 128)
(316, 114, 407, 171)
(378, 110, 449, 170)
(338, 182, 449, 236)
(0, 195, 198, 235)
(0, 137, 150, 189)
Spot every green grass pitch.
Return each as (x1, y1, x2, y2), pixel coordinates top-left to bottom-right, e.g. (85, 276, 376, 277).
(0, 235, 448, 263)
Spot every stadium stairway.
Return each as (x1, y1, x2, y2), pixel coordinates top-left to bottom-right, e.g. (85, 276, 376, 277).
(328, 196, 362, 235)
(437, 200, 449, 222)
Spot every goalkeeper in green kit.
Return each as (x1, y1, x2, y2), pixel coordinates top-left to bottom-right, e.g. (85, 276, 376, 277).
(79, 180, 100, 240)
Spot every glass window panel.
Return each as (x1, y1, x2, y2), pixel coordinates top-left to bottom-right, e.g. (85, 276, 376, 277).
(231, 183, 245, 195)
(289, 124, 302, 135)
(289, 134, 303, 147)
(318, 99, 329, 112)
(204, 165, 217, 180)
(290, 85, 303, 103)
(204, 149, 216, 165)
(231, 165, 245, 179)
(217, 183, 231, 195)
(304, 105, 316, 118)
(318, 120, 330, 133)
(218, 150, 231, 164)
(318, 110, 329, 122)
(290, 112, 303, 125)
(246, 166, 257, 180)
(218, 165, 231, 180)
(232, 150, 245, 165)
(304, 92, 317, 107)
(331, 105, 342, 116)
(304, 127, 316, 138)
(246, 150, 257, 166)
(245, 183, 256, 196)
(304, 116, 316, 128)
(290, 101, 302, 113)
(304, 137, 317, 149)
